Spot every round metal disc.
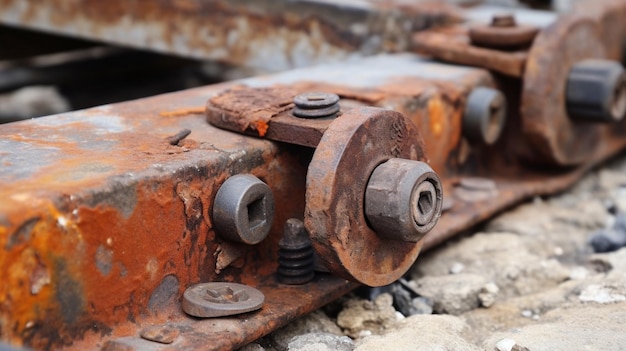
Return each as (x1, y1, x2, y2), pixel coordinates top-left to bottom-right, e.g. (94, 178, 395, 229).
(182, 282, 264, 318)
(573, 0, 626, 62)
(521, 15, 606, 165)
(304, 107, 427, 287)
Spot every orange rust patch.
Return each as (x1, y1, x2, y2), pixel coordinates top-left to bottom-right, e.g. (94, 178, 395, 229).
(255, 120, 269, 137)
(428, 97, 445, 138)
(159, 107, 205, 117)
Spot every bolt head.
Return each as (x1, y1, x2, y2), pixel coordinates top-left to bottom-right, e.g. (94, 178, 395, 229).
(364, 158, 443, 242)
(463, 87, 507, 145)
(566, 59, 626, 123)
(213, 174, 275, 245)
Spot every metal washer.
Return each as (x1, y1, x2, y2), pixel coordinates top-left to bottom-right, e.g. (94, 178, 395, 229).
(182, 282, 264, 318)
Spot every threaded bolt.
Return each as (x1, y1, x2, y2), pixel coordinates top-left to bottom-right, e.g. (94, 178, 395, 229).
(277, 218, 315, 285)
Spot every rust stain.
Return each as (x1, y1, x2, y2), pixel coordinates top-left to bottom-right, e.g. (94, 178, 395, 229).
(427, 97, 445, 137)
(159, 107, 205, 117)
(207, 86, 296, 135)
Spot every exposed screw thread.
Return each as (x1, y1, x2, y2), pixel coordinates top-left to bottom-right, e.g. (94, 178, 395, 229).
(278, 218, 315, 284)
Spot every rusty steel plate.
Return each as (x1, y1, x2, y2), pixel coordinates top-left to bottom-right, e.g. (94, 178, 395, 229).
(521, 14, 606, 166)
(413, 28, 529, 77)
(304, 107, 427, 287)
(205, 54, 494, 177)
(0, 82, 357, 350)
(0, 0, 461, 72)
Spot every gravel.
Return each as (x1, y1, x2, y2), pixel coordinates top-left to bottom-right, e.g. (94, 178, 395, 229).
(244, 153, 626, 351)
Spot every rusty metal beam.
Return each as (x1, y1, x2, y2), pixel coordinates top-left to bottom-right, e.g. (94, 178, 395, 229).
(1, 50, 626, 351)
(0, 0, 461, 72)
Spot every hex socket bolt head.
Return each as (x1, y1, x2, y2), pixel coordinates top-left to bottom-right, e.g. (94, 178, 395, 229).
(566, 59, 626, 123)
(212, 174, 275, 245)
(463, 87, 507, 145)
(365, 158, 443, 242)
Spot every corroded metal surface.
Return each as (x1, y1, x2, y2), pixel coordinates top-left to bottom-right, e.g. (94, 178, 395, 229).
(0, 82, 343, 350)
(412, 6, 556, 77)
(413, 27, 529, 77)
(1, 54, 488, 350)
(573, 0, 626, 62)
(521, 14, 606, 166)
(2, 44, 626, 351)
(208, 54, 494, 176)
(304, 107, 427, 287)
(0, 0, 461, 72)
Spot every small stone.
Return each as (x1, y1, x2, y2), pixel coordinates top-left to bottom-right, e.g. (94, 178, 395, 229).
(238, 343, 265, 351)
(270, 310, 344, 350)
(478, 283, 499, 308)
(553, 246, 564, 256)
(413, 274, 487, 315)
(579, 284, 626, 304)
(410, 297, 433, 315)
(358, 330, 372, 338)
(287, 333, 354, 351)
(590, 213, 626, 253)
(390, 284, 413, 317)
(521, 310, 533, 318)
(355, 315, 480, 351)
(395, 311, 405, 320)
(449, 262, 465, 274)
(495, 338, 516, 351)
(569, 266, 588, 280)
(337, 293, 398, 338)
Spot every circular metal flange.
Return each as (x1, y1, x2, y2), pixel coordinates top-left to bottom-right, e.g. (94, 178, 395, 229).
(304, 106, 428, 287)
(463, 87, 507, 145)
(521, 15, 607, 165)
(364, 158, 443, 242)
(572, 0, 626, 62)
(182, 282, 264, 318)
(212, 174, 275, 245)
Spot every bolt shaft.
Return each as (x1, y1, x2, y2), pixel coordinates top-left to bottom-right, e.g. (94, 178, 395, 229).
(278, 218, 315, 284)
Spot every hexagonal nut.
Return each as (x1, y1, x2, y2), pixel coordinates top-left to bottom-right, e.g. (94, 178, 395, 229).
(566, 59, 626, 122)
(364, 158, 443, 242)
(212, 174, 274, 245)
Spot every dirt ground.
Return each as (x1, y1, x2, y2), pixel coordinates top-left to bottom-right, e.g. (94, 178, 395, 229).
(242, 152, 626, 351)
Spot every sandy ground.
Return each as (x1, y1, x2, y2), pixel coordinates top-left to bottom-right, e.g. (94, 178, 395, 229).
(242, 152, 626, 351)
